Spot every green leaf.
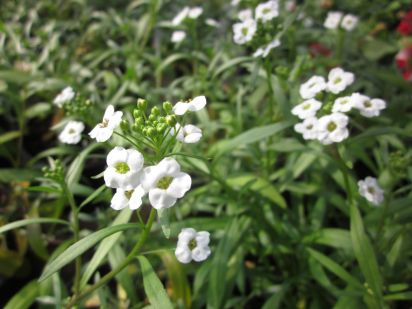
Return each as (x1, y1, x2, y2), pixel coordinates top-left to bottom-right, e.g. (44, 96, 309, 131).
(39, 223, 141, 281)
(0, 70, 37, 84)
(212, 56, 252, 78)
(350, 203, 385, 307)
(4, 280, 39, 309)
(261, 284, 288, 309)
(0, 168, 41, 182)
(27, 186, 62, 194)
(0, 218, 69, 234)
(303, 228, 353, 254)
(137, 255, 174, 309)
(0, 131, 21, 144)
(78, 184, 107, 210)
(80, 208, 133, 288)
(361, 38, 398, 61)
(226, 174, 287, 209)
(384, 291, 412, 300)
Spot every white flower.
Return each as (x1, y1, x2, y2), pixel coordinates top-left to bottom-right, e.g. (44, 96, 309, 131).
(317, 113, 349, 145)
(231, 0, 240, 6)
(58, 121, 84, 144)
(172, 7, 190, 25)
(171, 31, 186, 43)
(253, 38, 281, 58)
(233, 19, 257, 45)
(326, 67, 355, 94)
(299, 76, 326, 99)
(238, 9, 253, 21)
(141, 157, 191, 209)
(172, 95, 207, 115)
(291, 99, 322, 120)
(324, 11, 343, 29)
(303, 17, 314, 28)
(110, 186, 146, 210)
(175, 228, 211, 263)
(188, 7, 203, 19)
(294, 117, 319, 140)
(103, 147, 144, 190)
(351, 93, 386, 118)
(332, 96, 354, 113)
(53, 87, 75, 107)
(341, 14, 358, 31)
(358, 177, 384, 206)
(89, 105, 123, 142)
(205, 18, 219, 27)
(171, 123, 202, 143)
(255, 0, 279, 23)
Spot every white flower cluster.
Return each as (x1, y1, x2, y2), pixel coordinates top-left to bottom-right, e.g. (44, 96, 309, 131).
(358, 176, 384, 206)
(293, 68, 387, 144)
(324, 11, 359, 31)
(171, 6, 204, 44)
(233, 0, 279, 47)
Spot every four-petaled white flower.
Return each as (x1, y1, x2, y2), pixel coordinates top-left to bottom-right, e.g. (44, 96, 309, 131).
(171, 31, 186, 43)
(332, 96, 354, 113)
(352, 93, 386, 118)
(294, 117, 319, 140)
(53, 87, 75, 107)
(141, 157, 191, 209)
(238, 9, 253, 21)
(172, 95, 207, 115)
(326, 67, 355, 94)
(341, 14, 359, 31)
(89, 105, 123, 142)
(324, 11, 343, 29)
(58, 121, 84, 144)
(104, 147, 144, 190)
(291, 99, 322, 120)
(317, 113, 349, 145)
(172, 123, 202, 144)
(255, 0, 279, 23)
(299, 76, 326, 99)
(110, 186, 146, 210)
(253, 38, 281, 58)
(358, 177, 384, 206)
(233, 19, 257, 45)
(175, 228, 211, 264)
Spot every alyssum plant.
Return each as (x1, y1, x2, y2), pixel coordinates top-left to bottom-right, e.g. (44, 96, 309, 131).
(35, 95, 211, 307)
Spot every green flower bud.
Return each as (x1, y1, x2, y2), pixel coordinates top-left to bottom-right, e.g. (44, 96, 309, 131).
(165, 115, 177, 127)
(120, 119, 129, 131)
(163, 101, 173, 113)
(147, 127, 156, 137)
(158, 116, 166, 123)
(133, 109, 142, 119)
(148, 114, 156, 122)
(135, 117, 144, 126)
(137, 98, 147, 110)
(132, 123, 140, 132)
(156, 123, 167, 133)
(151, 106, 160, 116)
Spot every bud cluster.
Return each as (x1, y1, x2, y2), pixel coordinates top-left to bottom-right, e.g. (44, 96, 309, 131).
(63, 95, 93, 118)
(41, 159, 65, 183)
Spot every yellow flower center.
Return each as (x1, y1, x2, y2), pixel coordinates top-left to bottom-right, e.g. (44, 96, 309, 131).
(115, 162, 130, 174)
(188, 238, 197, 250)
(327, 121, 337, 132)
(157, 176, 174, 189)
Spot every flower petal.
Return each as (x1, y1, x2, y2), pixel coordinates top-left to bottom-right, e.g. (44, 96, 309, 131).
(148, 188, 177, 209)
(189, 96, 207, 111)
(110, 189, 129, 210)
(129, 185, 145, 210)
(167, 172, 191, 198)
(172, 102, 190, 115)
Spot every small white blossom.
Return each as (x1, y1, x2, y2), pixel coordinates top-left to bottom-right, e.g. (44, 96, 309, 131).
(205, 18, 219, 27)
(188, 7, 203, 19)
(110, 186, 146, 210)
(231, 0, 240, 6)
(172, 7, 190, 25)
(326, 67, 355, 94)
(317, 113, 349, 145)
(53, 87, 75, 107)
(175, 228, 211, 264)
(324, 11, 343, 29)
(233, 19, 257, 45)
(171, 31, 186, 43)
(238, 9, 253, 21)
(294, 117, 319, 140)
(89, 105, 123, 142)
(352, 93, 386, 118)
(172, 123, 202, 143)
(253, 38, 281, 58)
(303, 17, 314, 27)
(172, 95, 207, 115)
(141, 157, 191, 209)
(291, 99, 322, 120)
(255, 0, 279, 23)
(358, 177, 384, 206)
(332, 96, 354, 113)
(299, 76, 326, 99)
(341, 14, 358, 31)
(104, 147, 144, 190)
(58, 121, 84, 144)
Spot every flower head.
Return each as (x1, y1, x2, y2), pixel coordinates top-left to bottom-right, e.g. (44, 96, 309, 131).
(332, 96, 354, 113)
(324, 11, 343, 29)
(175, 228, 211, 263)
(358, 177, 384, 206)
(188, 7, 203, 19)
(141, 157, 191, 209)
(110, 186, 146, 210)
(233, 19, 257, 45)
(255, 0, 279, 23)
(326, 67, 355, 94)
(317, 113, 349, 145)
(291, 99, 322, 119)
(172, 96, 207, 115)
(294, 117, 319, 140)
(397, 11, 412, 36)
(172, 123, 202, 144)
(172, 7, 190, 25)
(53, 87, 75, 107)
(171, 31, 186, 43)
(104, 147, 144, 190)
(58, 121, 84, 144)
(341, 14, 358, 31)
(299, 76, 326, 99)
(89, 105, 123, 142)
(351, 93, 386, 118)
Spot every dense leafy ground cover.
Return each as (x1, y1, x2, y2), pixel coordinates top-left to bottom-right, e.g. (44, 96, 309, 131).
(0, 0, 412, 308)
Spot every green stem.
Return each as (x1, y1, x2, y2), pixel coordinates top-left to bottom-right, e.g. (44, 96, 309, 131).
(65, 208, 157, 308)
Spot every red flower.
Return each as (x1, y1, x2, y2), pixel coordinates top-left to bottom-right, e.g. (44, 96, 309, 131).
(309, 42, 332, 57)
(395, 44, 412, 81)
(397, 10, 412, 36)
